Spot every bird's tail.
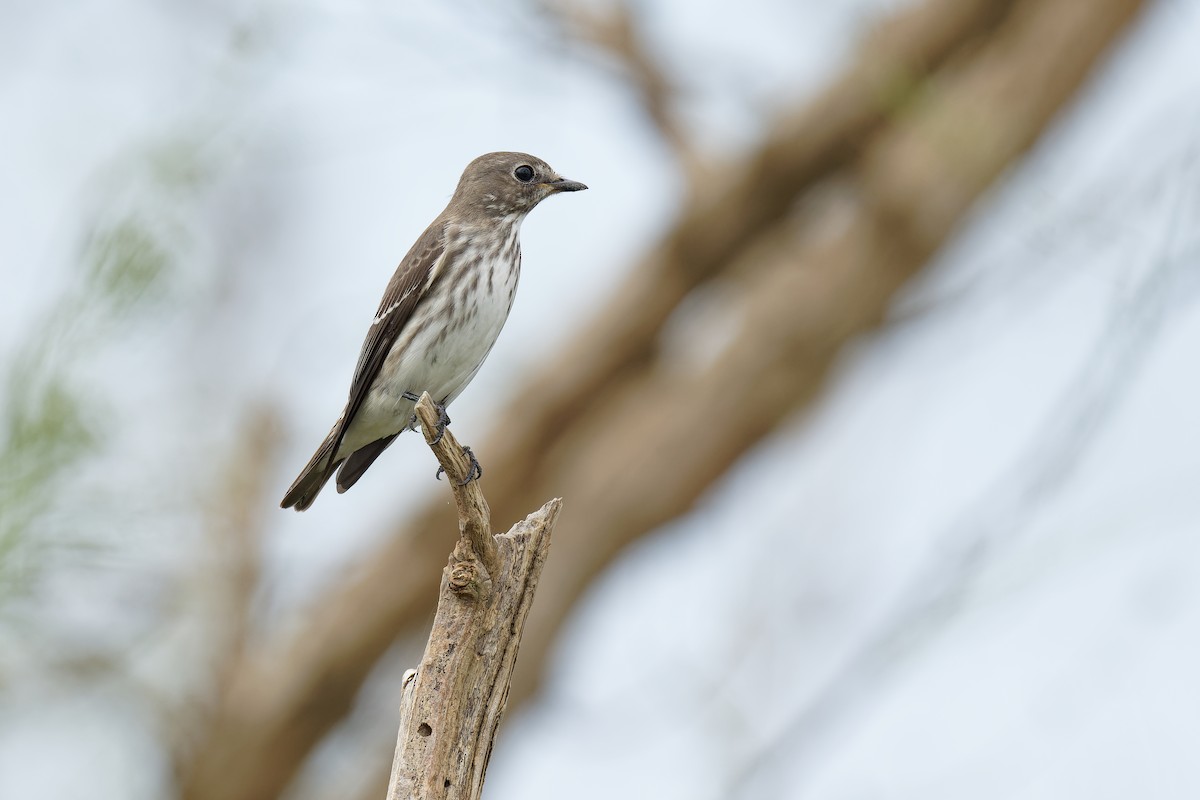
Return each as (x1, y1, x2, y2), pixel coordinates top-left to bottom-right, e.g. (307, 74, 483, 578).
(281, 426, 343, 511)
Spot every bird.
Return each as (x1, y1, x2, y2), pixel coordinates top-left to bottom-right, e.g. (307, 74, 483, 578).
(280, 152, 587, 511)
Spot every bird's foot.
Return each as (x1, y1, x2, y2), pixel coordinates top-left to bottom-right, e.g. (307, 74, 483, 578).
(436, 446, 483, 486)
(430, 403, 451, 444)
(402, 391, 451, 442)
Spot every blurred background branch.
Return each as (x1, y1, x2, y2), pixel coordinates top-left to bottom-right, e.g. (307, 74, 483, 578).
(733, 152, 1200, 796)
(538, 0, 699, 173)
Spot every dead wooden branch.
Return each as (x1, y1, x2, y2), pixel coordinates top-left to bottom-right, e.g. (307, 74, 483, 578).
(385, 394, 559, 800)
(411, 394, 499, 578)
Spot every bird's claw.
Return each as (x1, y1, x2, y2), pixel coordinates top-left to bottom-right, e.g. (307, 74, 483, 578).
(435, 446, 483, 486)
(430, 403, 451, 445)
(402, 391, 451, 441)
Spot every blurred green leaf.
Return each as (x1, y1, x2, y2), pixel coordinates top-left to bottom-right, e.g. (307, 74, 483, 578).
(85, 218, 171, 309)
(0, 201, 181, 597)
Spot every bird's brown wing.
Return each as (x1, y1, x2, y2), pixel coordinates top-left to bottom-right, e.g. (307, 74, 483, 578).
(324, 221, 448, 470)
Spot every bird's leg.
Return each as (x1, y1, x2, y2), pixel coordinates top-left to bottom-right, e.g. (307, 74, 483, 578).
(401, 391, 451, 440)
(436, 446, 483, 486)
(404, 389, 465, 474)
(402, 391, 421, 431)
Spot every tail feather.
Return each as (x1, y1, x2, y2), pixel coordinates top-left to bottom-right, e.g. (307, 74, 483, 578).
(337, 434, 398, 494)
(281, 427, 343, 511)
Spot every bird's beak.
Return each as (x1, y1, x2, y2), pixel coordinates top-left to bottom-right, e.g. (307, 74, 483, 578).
(545, 176, 588, 193)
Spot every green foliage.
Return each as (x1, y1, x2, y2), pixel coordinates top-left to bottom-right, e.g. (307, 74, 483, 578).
(86, 219, 172, 311)
(0, 211, 177, 597)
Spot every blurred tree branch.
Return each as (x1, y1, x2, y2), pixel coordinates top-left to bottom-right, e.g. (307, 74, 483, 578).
(155, 404, 283, 764)
(539, 0, 699, 173)
(733, 141, 1200, 798)
(208, 405, 281, 709)
(174, 0, 1147, 798)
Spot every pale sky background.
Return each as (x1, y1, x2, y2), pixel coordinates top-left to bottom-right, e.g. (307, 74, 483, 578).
(2, 0, 1199, 798)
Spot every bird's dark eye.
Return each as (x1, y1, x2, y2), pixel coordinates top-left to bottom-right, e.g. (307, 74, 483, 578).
(514, 165, 535, 183)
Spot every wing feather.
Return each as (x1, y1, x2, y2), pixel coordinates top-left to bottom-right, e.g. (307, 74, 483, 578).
(323, 221, 448, 469)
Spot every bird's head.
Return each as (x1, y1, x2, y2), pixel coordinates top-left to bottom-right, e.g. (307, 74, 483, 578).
(449, 151, 587, 218)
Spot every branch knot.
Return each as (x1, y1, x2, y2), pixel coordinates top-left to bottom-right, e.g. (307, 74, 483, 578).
(447, 547, 492, 601)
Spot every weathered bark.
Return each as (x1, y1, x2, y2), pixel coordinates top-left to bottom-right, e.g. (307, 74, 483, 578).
(385, 395, 558, 800)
